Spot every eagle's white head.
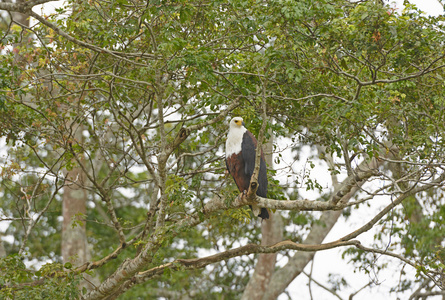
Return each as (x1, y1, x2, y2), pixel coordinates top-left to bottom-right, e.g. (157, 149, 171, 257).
(226, 117, 247, 157)
(229, 117, 244, 129)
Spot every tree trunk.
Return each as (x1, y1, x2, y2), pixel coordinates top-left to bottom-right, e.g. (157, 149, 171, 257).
(0, 0, 29, 258)
(62, 164, 88, 266)
(242, 133, 284, 299)
(0, 233, 5, 257)
(62, 124, 88, 267)
(242, 211, 283, 300)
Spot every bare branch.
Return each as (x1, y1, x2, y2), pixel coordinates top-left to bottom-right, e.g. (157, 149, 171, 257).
(302, 271, 344, 300)
(134, 239, 360, 286)
(340, 171, 445, 242)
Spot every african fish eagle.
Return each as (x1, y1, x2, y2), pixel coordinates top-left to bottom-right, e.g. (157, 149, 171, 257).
(225, 117, 269, 220)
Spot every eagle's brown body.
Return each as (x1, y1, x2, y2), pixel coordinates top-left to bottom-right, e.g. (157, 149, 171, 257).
(225, 117, 269, 220)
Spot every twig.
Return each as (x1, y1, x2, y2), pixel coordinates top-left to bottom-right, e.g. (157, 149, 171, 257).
(302, 270, 344, 300)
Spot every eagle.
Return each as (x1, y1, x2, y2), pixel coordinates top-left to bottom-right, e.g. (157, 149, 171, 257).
(225, 117, 269, 220)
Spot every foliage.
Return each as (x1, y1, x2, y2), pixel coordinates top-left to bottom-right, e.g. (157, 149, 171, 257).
(0, 0, 445, 299)
(0, 254, 81, 299)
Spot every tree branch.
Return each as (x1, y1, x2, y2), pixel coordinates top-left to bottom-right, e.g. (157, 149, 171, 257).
(134, 239, 360, 284)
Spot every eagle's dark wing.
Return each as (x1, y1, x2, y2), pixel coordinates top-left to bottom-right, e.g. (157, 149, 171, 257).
(241, 130, 269, 220)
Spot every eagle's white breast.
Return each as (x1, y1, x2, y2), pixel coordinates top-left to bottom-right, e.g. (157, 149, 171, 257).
(225, 124, 247, 157)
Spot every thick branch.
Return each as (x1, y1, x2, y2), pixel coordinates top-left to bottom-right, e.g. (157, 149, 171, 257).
(0, 0, 57, 12)
(134, 239, 360, 284)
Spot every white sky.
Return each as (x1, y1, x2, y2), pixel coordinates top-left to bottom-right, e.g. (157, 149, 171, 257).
(393, 0, 444, 16)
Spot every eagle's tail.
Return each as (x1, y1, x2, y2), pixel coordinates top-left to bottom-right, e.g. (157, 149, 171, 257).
(258, 207, 270, 220)
(248, 205, 270, 220)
